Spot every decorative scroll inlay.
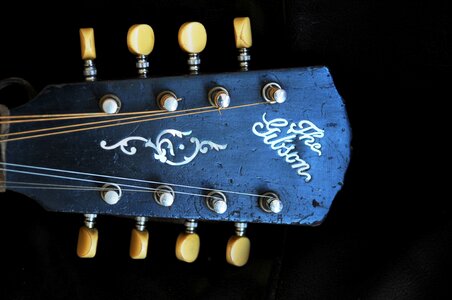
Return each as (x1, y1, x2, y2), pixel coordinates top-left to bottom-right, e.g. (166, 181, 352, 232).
(252, 113, 324, 182)
(100, 130, 227, 166)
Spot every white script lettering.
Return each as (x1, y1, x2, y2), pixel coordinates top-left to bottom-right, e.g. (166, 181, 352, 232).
(252, 113, 324, 182)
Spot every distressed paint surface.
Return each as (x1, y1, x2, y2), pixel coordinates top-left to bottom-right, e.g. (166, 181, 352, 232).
(5, 67, 351, 225)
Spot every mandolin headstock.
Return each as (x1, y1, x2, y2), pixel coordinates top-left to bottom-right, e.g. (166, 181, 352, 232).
(0, 18, 351, 266)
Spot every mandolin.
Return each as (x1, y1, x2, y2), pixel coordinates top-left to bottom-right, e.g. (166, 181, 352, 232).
(0, 18, 351, 267)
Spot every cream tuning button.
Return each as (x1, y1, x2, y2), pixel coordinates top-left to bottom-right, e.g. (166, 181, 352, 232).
(157, 91, 179, 112)
(130, 217, 149, 259)
(175, 219, 200, 263)
(206, 191, 227, 214)
(233, 17, 252, 71)
(226, 222, 250, 267)
(100, 183, 122, 205)
(79, 28, 97, 81)
(259, 192, 283, 214)
(262, 82, 287, 104)
(178, 22, 207, 74)
(127, 24, 155, 78)
(208, 87, 230, 109)
(99, 94, 121, 114)
(77, 214, 98, 258)
(154, 185, 175, 207)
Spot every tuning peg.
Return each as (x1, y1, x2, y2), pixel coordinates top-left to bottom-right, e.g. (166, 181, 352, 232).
(226, 222, 250, 267)
(206, 190, 228, 214)
(262, 82, 287, 104)
(79, 28, 97, 81)
(130, 217, 149, 259)
(233, 17, 252, 71)
(156, 91, 179, 112)
(127, 24, 155, 78)
(99, 94, 121, 114)
(208, 87, 230, 109)
(175, 219, 200, 263)
(259, 192, 283, 213)
(77, 214, 98, 258)
(178, 22, 207, 74)
(153, 185, 175, 207)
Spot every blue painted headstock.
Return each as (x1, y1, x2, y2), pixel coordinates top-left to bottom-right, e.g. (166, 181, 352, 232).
(1, 66, 350, 226)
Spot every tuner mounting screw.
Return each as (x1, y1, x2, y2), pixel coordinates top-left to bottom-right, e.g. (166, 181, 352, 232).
(135, 216, 148, 231)
(259, 192, 283, 214)
(153, 185, 175, 207)
(208, 87, 230, 109)
(84, 213, 97, 229)
(262, 82, 287, 104)
(100, 183, 122, 205)
(157, 91, 179, 112)
(206, 190, 228, 214)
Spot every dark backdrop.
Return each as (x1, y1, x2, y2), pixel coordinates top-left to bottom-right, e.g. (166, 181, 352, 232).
(0, 1, 449, 299)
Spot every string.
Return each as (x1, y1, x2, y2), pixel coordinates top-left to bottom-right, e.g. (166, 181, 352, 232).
(0, 109, 164, 124)
(0, 108, 170, 120)
(0, 102, 265, 143)
(0, 162, 273, 199)
(0, 106, 214, 138)
(0, 167, 229, 201)
(0, 180, 170, 193)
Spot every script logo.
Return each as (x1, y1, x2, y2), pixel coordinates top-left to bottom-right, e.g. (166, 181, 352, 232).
(252, 113, 324, 182)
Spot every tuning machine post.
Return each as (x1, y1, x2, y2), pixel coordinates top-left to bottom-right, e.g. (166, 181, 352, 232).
(206, 190, 228, 214)
(156, 91, 180, 112)
(259, 192, 283, 214)
(262, 82, 287, 104)
(154, 185, 175, 207)
(208, 87, 230, 109)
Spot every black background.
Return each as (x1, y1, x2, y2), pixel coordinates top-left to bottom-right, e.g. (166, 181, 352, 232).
(0, 1, 450, 299)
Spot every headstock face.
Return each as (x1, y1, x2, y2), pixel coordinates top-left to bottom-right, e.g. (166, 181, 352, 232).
(3, 66, 350, 226)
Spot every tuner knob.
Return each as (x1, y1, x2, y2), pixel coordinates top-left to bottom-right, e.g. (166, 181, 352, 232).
(233, 17, 252, 71)
(259, 192, 283, 214)
(79, 28, 97, 81)
(156, 91, 179, 112)
(127, 24, 155, 78)
(154, 185, 175, 207)
(175, 219, 200, 263)
(130, 217, 149, 259)
(226, 222, 250, 267)
(178, 22, 207, 74)
(262, 82, 287, 104)
(206, 190, 227, 214)
(77, 214, 98, 258)
(208, 87, 230, 109)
